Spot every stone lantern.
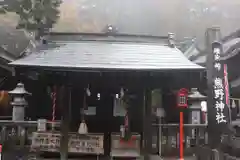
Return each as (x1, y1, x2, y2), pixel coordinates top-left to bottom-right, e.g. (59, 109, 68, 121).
(188, 88, 207, 124)
(188, 88, 207, 145)
(9, 83, 31, 121)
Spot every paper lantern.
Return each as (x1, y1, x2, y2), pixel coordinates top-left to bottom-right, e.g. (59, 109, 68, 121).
(177, 88, 188, 108)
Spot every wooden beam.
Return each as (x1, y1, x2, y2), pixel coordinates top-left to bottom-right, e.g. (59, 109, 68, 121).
(60, 86, 70, 160)
(143, 88, 152, 160)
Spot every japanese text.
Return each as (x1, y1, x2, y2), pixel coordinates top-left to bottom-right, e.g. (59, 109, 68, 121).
(213, 45, 227, 124)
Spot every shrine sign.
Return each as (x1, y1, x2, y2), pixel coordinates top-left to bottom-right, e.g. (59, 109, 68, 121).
(211, 41, 230, 133)
(31, 132, 104, 155)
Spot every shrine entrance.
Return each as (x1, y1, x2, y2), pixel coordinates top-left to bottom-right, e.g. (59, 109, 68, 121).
(7, 32, 204, 160)
(70, 86, 143, 157)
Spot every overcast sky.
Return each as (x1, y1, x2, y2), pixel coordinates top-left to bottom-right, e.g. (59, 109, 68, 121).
(52, 0, 240, 42)
(2, 0, 240, 44)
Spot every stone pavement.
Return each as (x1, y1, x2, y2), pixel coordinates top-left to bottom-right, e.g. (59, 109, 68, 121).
(38, 156, 196, 160)
(41, 157, 196, 160)
(37, 155, 196, 160)
(161, 157, 196, 160)
(3, 153, 196, 160)
(149, 155, 196, 160)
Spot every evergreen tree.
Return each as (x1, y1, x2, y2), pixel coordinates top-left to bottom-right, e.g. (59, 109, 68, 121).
(0, 0, 62, 39)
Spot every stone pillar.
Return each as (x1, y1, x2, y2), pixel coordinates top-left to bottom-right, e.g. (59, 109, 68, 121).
(8, 83, 31, 121)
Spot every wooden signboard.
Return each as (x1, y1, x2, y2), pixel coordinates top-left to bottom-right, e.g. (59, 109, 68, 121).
(31, 132, 104, 155)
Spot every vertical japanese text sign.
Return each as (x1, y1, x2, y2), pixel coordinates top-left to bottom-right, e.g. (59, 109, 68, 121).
(212, 41, 229, 132)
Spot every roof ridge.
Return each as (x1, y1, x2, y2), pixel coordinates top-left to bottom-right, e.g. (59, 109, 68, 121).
(48, 32, 169, 39)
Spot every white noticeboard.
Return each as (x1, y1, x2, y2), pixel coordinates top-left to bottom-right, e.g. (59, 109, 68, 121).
(37, 119, 47, 132)
(156, 108, 165, 118)
(84, 106, 96, 115)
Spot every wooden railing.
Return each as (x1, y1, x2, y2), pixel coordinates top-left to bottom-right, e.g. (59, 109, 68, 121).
(0, 120, 60, 160)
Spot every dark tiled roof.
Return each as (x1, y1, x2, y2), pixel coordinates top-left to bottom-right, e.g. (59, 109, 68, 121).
(184, 36, 240, 64)
(10, 41, 203, 70)
(0, 47, 15, 62)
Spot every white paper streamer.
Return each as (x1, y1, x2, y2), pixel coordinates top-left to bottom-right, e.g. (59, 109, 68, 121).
(113, 98, 126, 117)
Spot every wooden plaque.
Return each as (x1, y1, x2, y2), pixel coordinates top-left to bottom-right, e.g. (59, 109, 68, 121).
(31, 132, 104, 155)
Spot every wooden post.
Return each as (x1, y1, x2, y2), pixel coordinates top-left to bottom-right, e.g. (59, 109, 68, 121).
(143, 88, 152, 160)
(60, 86, 70, 160)
(179, 111, 184, 160)
(158, 117, 162, 157)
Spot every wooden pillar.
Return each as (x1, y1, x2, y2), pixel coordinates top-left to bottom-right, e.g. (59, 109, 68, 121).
(143, 88, 152, 160)
(59, 86, 70, 160)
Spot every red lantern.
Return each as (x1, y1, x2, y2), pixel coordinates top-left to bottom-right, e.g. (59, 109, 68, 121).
(177, 88, 188, 108)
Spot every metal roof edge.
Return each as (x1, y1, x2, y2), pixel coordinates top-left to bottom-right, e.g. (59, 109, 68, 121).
(46, 32, 170, 44)
(48, 32, 169, 40)
(8, 63, 205, 72)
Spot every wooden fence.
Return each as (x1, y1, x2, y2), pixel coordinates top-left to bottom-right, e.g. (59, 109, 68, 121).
(0, 120, 60, 160)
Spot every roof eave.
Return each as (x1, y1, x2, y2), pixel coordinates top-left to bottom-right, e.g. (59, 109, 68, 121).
(9, 63, 204, 72)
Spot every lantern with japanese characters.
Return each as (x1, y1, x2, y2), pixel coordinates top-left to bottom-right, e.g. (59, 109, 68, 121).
(177, 88, 188, 109)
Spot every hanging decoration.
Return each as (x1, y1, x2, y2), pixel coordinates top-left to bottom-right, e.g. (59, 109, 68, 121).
(122, 110, 130, 141)
(78, 85, 90, 134)
(120, 88, 124, 98)
(97, 93, 101, 100)
(51, 86, 57, 130)
(51, 86, 57, 122)
(232, 100, 236, 108)
(119, 87, 132, 142)
(230, 98, 240, 116)
(86, 84, 91, 97)
(113, 93, 126, 117)
(201, 101, 207, 124)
